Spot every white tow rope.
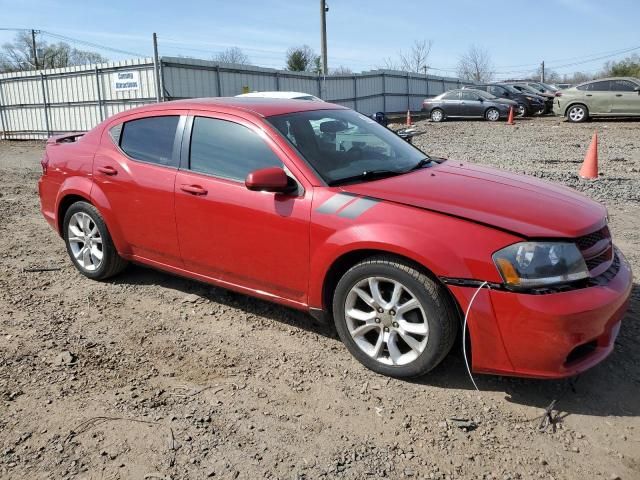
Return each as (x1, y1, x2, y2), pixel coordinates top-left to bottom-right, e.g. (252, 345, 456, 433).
(462, 281, 490, 392)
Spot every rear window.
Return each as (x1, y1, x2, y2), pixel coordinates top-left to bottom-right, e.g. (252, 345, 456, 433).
(119, 116, 180, 167)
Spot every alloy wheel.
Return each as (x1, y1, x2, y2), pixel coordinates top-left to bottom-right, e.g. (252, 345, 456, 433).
(486, 108, 500, 121)
(67, 212, 103, 271)
(568, 106, 585, 122)
(431, 110, 443, 122)
(344, 276, 428, 366)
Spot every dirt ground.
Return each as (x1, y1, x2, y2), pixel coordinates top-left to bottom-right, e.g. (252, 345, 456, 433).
(1, 116, 639, 480)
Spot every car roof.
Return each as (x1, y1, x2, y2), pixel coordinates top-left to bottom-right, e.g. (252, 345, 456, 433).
(235, 91, 320, 100)
(108, 97, 346, 119)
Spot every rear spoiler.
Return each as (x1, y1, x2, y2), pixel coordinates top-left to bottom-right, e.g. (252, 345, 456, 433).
(46, 132, 86, 145)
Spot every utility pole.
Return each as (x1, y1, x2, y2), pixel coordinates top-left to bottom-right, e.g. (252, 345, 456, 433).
(152, 32, 162, 103)
(320, 0, 328, 75)
(31, 29, 38, 70)
(541, 60, 545, 83)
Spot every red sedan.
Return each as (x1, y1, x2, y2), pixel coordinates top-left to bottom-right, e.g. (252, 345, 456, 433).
(38, 98, 632, 379)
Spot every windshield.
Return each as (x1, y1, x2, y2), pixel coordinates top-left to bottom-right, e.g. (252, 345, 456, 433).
(267, 109, 430, 185)
(502, 84, 521, 94)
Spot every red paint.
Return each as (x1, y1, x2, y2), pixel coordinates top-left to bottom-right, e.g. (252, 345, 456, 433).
(38, 98, 633, 379)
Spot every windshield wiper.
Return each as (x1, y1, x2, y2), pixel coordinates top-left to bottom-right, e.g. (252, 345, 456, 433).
(404, 158, 433, 172)
(328, 169, 405, 186)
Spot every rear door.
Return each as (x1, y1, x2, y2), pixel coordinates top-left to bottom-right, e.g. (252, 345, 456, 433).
(440, 91, 461, 116)
(173, 111, 312, 304)
(610, 79, 640, 114)
(93, 111, 186, 264)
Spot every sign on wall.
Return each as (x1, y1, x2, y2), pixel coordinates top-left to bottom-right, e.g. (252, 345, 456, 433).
(113, 71, 140, 91)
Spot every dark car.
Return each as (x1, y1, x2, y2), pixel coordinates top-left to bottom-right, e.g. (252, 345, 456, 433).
(500, 82, 556, 113)
(463, 84, 545, 117)
(422, 89, 518, 122)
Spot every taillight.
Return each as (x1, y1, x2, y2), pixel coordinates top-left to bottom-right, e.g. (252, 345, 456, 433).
(41, 154, 49, 175)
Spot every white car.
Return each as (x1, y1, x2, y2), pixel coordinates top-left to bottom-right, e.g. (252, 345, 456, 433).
(235, 91, 323, 102)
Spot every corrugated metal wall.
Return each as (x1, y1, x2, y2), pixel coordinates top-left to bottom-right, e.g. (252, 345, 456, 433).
(0, 56, 468, 139)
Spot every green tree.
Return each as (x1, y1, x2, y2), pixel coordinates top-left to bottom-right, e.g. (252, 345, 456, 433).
(285, 45, 319, 72)
(605, 54, 640, 77)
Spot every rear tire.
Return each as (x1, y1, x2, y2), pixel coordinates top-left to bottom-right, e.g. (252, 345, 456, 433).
(63, 201, 128, 280)
(485, 108, 500, 122)
(332, 256, 458, 378)
(566, 104, 589, 123)
(430, 108, 445, 122)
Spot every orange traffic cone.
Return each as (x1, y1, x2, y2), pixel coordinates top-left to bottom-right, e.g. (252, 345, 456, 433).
(506, 106, 515, 125)
(579, 131, 599, 180)
(406, 109, 411, 126)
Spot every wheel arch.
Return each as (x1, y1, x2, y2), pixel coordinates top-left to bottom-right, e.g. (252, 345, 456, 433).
(320, 248, 462, 324)
(56, 193, 92, 235)
(564, 101, 589, 118)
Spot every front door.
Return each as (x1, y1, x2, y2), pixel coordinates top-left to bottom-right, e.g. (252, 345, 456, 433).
(174, 113, 312, 305)
(93, 111, 185, 264)
(610, 79, 640, 114)
(460, 91, 485, 117)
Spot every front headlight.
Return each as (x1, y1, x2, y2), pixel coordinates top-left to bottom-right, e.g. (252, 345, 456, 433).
(493, 242, 588, 288)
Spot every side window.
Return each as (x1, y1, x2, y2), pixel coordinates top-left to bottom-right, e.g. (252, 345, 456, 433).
(189, 117, 282, 181)
(610, 80, 636, 92)
(461, 91, 480, 101)
(119, 116, 180, 167)
(488, 86, 502, 96)
(588, 81, 611, 91)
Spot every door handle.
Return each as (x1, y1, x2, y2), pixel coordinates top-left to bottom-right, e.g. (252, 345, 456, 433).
(97, 166, 117, 176)
(615, 94, 623, 97)
(180, 184, 208, 196)
(586, 94, 593, 97)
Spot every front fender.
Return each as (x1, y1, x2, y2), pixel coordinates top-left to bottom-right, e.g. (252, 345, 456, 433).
(308, 213, 521, 309)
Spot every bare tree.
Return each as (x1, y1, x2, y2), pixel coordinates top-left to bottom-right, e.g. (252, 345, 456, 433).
(285, 45, 319, 72)
(330, 65, 353, 75)
(378, 56, 399, 70)
(214, 47, 250, 65)
(0, 31, 108, 72)
(456, 45, 494, 82)
(399, 39, 433, 73)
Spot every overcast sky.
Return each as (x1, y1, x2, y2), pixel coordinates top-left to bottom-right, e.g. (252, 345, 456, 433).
(1, 0, 638, 78)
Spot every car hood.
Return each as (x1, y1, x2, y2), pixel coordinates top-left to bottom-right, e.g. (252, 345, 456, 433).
(341, 161, 606, 238)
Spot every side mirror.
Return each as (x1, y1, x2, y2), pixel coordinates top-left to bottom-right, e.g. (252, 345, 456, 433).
(478, 97, 484, 102)
(245, 167, 296, 194)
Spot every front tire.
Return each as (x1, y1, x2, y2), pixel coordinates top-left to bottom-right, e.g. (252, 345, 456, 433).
(332, 256, 458, 378)
(430, 108, 445, 122)
(485, 107, 500, 122)
(516, 103, 528, 117)
(566, 104, 589, 123)
(63, 201, 128, 280)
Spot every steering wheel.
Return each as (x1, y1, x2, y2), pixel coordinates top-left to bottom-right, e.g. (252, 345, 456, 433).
(346, 146, 363, 160)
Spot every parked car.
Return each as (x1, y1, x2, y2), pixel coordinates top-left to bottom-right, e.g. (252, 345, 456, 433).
(236, 91, 323, 101)
(422, 89, 518, 122)
(463, 84, 545, 117)
(500, 82, 555, 113)
(553, 77, 640, 122)
(39, 98, 632, 379)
